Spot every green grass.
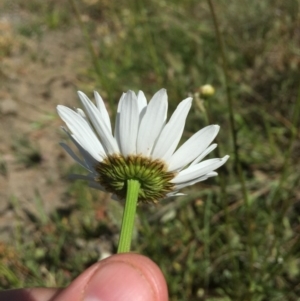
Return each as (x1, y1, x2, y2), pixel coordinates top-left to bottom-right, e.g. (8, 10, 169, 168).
(1, 0, 300, 300)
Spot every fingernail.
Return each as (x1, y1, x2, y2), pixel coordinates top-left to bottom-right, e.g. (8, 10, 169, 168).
(83, 261, 155, 301)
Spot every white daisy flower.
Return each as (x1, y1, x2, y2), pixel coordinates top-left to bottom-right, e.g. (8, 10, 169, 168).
(57, 89, 229, 203)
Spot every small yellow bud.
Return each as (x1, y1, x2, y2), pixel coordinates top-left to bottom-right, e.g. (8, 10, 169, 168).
(199, 84, 215, 97)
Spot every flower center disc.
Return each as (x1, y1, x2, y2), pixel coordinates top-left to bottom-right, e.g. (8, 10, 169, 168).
(95, 155, 176, 203)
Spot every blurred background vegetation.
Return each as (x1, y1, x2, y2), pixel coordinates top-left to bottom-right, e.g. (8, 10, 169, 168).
(0, 0, 299, 300)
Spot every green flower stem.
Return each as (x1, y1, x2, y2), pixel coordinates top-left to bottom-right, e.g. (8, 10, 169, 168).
(117, 179, 141, 253)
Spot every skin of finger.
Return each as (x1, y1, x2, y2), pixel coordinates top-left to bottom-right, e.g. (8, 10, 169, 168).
(0, 253, 168, 301)
(111, 253, 168, 301)
(54, 253, 168, 301)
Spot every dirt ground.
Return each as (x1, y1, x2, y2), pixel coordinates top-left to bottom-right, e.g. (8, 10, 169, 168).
(0, 8, 90, 242)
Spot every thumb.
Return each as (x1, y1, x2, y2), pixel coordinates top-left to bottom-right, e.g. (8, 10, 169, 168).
(54, 253, 168, 301)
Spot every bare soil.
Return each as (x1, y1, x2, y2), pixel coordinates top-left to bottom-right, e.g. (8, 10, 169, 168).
(0, 8, 88, 241)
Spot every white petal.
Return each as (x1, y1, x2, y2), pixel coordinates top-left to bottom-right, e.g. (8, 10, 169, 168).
(114, 93, 125, 149)
(78, 91, 119, 155)
(94, 91, 112, 134)
(69, 174, 106, 191)
(118, 91, 139, 156)
(137, 90, 148, 124)
(151, 97, 192, 161)
(60, 142, 85, 168)
(168, 125, 220, 171)
(190, 143, 217, 166)
(69, 174, 96, 181)
(166, 191, 186, 197)
(137, 89, 168, 155)
(76, 108, 94, 130)
(57, 105, 105, 161)
(76, 108, 86, 118)
(172, 155, 229, 184)
(88, 181, 106, 191)
(137, 90, 147, 114)
(62, 128, 101, 169)
(174, 172, 218, 190)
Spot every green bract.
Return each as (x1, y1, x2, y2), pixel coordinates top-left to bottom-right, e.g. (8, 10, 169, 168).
(96, 155, 176, 203)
